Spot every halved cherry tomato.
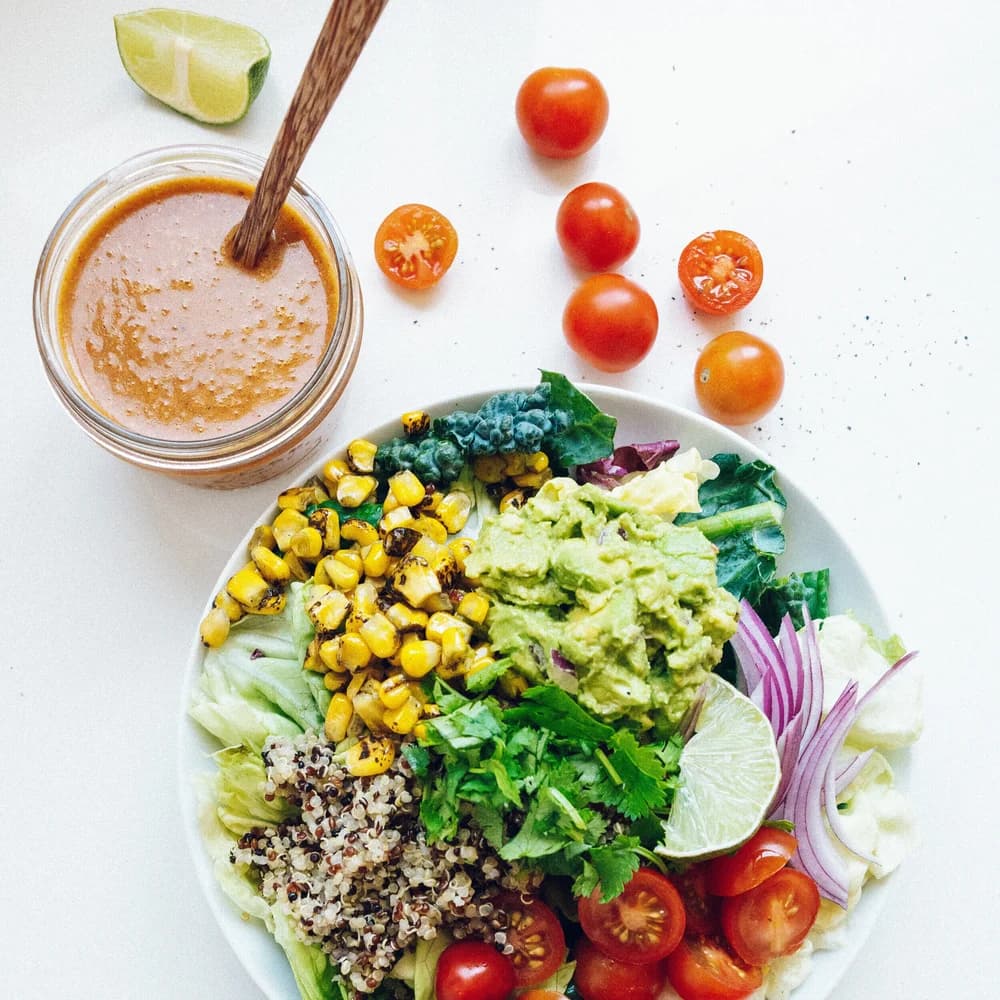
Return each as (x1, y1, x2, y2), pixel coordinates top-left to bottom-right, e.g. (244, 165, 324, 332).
(494, 892, 566, 987)
(515, 67, 609, 159)
(678, 230, 763, 315)
(694, 330, 784, 425)
(556, 182, 640, 272)
(664, 936, 763, 1000)
(373, 203, 458, 290)
(563, 273, 658, 372)
(671, 863, 721, 937)
(578, 867, 685, 965)
(574, 938, 668, 1000)
(705, 827, 798, 897)
(720, 868, 820, 968)
(435, 939, 515, 1000)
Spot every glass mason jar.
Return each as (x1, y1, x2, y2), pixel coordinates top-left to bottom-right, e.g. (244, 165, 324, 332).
(33, 144, 363, 488)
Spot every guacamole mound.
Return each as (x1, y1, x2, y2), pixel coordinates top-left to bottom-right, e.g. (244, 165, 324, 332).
(464, 478, 739, 729)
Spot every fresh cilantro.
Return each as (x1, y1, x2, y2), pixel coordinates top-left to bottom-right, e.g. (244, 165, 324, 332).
(504, 685, 614, 743)
(401, 742, 430, 778)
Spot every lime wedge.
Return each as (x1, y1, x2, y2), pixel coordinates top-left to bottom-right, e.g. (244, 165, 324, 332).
(113, 9, 271, 124)
(657, 673, 781, 859)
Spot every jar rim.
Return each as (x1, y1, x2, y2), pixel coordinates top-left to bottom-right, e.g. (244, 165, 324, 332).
(33, 143, 361, 473)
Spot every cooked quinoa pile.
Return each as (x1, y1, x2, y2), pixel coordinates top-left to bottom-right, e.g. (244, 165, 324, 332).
(231, 732, 528, 994)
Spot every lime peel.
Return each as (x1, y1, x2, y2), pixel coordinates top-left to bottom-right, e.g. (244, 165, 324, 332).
(113, 8, 271, 125)
(656, 673, 781, 859)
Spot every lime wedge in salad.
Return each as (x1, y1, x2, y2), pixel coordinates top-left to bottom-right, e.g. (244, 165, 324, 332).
(657, 673, 781, 859)
(113, 9, 271, 124)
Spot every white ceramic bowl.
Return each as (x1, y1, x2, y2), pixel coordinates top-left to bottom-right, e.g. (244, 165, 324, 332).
(177, 385, 909, 1000)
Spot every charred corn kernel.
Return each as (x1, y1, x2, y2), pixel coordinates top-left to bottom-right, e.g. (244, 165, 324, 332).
(319, 637, 343, 671)
(345, 738, 395, 777)
(308, 507, 341, 551)
(322, 557, 360, 591)
(513, 468, 554, 489)
(386, 602, 428, 633)
(467, 653, 496, 677)
(437, 491, 473, 534)
(449, 537, 475, 572)
(437, 656, 470, 680)
(499, 672, 529, 698)
(346, 606, 371, 633)
(504, 452, 529, 476)
(417, 488, 442, 513)
(339, 632, 373, 671)
(362, 541, 391, 578)
(403, 531, 437, 561)
(324, 693, 354, 742)
(307, 590, 351, 632)
(413, 722, 429, 741)
(251, 545, 292, 585)
(421, 592, 454, 613)
(283, 551, 312, 582)
(337, 474, 377, 508)
(309, 583, 334, 598)
(411, 515, 448, 544)
(303, 638, 326, 673)
(199, 607, 230, 647)
(272, 509, 309, 550)
(248, 524, 276, 555)
(457, 591, 490, 624)
(500, 489, 528, 512)
(323, 670, 349, 691)
(383, 697, 422, 735)
(277, 484, 327, 511)
(426, 612, 472, 644)
(346, 438, 378, 474)
(289, 526, 323, 560)
(346, 669, 370, 701)
(227, 563, 286, 614)
(429, 548, 460, 588)
(381, 491, 402, 513)
(321, 458, 351, 490)
(340, 518, 378, 547)
(214, 590, 244, 623)
(378, 673, 412, 710)
(400, 637, 442, 678)
(440, 626, 471, 666)
(359, 613, 400, 659)
(388, 469, 426, 507)
(401, 409, 430, 436)
(335, 548, 365, 573)
(392, 556, 442, 608)
(380, 506, 414, 535)
(353, 580, 380, 616)
(473, 454, 506, 484)
(312, 559, 331, 587)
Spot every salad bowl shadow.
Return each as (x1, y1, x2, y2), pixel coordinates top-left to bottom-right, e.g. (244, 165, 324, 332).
(176, 384, 908, 1000)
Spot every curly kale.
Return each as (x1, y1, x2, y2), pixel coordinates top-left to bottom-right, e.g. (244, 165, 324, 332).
(374, 372, 616, 484)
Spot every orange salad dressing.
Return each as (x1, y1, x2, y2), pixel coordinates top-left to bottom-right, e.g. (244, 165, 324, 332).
(57, 176, 339, 440)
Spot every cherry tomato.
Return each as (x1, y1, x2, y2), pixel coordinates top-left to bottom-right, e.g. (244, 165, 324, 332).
(515, 67, 609, 159)
(720, 868, 820, 968)
(494, 892, 566, 987)
(373, 203, 458, 290)
(518, 993, 570, 1000)
(664, 937, 763, 1000)
(563, 274, 658, 372)
(578, 868, 685, 965)
(694, 331, 784, 425)
(556, 182, 640, 272)
(574, 937, 669, 1000)
(705, 827, 798, 897)
(672, 863, 721, 938)
(435, 940, 515, 1000)
(678, 231, 763, 315)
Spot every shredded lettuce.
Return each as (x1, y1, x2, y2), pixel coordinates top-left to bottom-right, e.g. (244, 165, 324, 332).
(190, 582, 327, 751)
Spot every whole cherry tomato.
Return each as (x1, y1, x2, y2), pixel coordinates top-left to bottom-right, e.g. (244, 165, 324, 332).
(435, 940, 515, 1000)
(563, 273, 658, 372)
(694, 331, 784, 425)
(515, 67, 609, 158)
(556, 182, 640, 272)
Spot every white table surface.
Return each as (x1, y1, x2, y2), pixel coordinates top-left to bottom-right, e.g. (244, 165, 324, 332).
(2, 1, 997, 997)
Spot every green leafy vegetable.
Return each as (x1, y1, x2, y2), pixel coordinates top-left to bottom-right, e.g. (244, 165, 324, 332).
(756, 569, 831, 633)
(213, 746, 295, 835)
(306, 499, 383, 527)
(504, 685, 614, 743)
(271, 908, 346, 1000)
(539, 370, 618, 469)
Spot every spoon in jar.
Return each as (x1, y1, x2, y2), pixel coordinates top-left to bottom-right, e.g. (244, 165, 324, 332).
(229, 0, 388, 268)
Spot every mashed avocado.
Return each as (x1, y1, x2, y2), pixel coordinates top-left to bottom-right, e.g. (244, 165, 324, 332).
(464, 478, 739, 729)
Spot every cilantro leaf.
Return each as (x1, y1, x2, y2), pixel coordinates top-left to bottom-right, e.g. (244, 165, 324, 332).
(588, 837, 643, 902)
(464, 655, 513, 694)
(504, 685, 614, 743)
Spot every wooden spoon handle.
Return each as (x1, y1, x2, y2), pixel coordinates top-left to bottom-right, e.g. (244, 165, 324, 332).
(230, 0, 388, 267)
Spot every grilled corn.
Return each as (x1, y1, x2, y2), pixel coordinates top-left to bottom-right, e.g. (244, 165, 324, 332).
(345, 737, 395, 777)
(199, 607, 230, 647)
(324, 693, 353, 742)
